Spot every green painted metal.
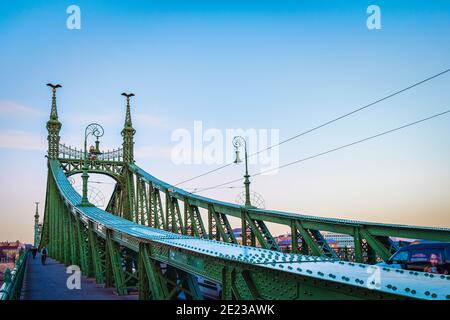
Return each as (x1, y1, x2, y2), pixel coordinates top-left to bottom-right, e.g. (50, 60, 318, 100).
(105, 230, 128, 295)
(88, 221, 105, 283)
(68, 214, 78, 266)
(33, 202, 41, 247)
(208, 205, 237, 243)
(41, 159, 450, 300)
(0, 250, 28, 300)
(32, 86, 450, 301)
(76, 215, 90, 276)
(140, 243, 170, 299)
(244, 217, 279, 251)
(184, 198, 207, 238)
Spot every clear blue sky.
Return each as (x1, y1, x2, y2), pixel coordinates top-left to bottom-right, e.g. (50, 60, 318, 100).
(1, 0, 449, 242)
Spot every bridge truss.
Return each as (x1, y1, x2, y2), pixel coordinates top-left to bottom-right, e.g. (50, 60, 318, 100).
(37, 85, 450, 300)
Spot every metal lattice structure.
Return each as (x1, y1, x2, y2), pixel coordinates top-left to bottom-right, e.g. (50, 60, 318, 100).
(36, 85, 450, 300)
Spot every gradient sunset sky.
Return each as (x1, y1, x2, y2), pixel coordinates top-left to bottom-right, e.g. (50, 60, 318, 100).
(0, 0, 449, 243)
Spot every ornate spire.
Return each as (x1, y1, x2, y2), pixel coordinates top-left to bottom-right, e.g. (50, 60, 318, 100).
(34, 202, 40, 247)
(46, 83, 62, 121)
(34, 202, 39, 221)
(121, 92, 136, 163)
(46, 83, 62, 159)
(121, 92, 134, 128)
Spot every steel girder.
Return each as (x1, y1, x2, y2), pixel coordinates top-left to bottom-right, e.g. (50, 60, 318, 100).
(77, 161, 450, 263)
(151, 186, 166, 229)
(38, 160, 450, 300)
(50, 150, 450, 265)
(105, 230, 128, 295)
(88, 221, 105, 283)
(139, 243, 203, 300)
(241, 211, 279, 251)
(166, 192, 184, 234)
(208, 205, 237, 243)
(129, 164, 450, 263)
(130, 164, 450, 263)
(184, 198, 207, 238)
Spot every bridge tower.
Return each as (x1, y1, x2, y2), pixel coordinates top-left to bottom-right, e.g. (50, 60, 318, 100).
(121, 92, 136, 163)
(46, 83, 62, 159)
(120, 93, 136, 221)
(33, 202, 41, 247)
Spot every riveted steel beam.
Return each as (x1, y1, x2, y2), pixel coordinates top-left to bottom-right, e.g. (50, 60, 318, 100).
(105, 230, 128, 295)
(139, 242, 170, 299)
(88, 221, 105, 284)
(359, 228, 391, 261)
(208, 205, 237, 243)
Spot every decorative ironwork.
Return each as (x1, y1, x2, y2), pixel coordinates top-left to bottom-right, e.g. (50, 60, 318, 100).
(59, 143, 123, 162)
(32, 85, 450, 301)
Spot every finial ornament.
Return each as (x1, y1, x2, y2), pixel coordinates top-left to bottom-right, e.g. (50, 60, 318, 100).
(46, 83, 62, 159)
(121, 92, 135, 128)
(34, 202, 40, 218)
(121, 92, 136, 163)
(121, 92, 135, 98)
(46, 83, 62, 121)
(46, 83, 62, 91)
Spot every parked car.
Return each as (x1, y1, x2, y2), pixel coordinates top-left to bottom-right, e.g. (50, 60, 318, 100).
(377, 242, 450, 274)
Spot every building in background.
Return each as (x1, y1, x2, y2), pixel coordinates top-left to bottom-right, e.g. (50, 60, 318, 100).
(0, 241, 25, 286)
(273, 232, 356, 255)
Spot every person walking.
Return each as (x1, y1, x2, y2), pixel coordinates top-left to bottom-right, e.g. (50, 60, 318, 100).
(41, 247, 47, 265)
(31, 246, 37, 259)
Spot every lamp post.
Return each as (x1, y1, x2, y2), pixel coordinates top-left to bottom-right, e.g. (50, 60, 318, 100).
(81, 123, 104, 206)
(233, 136, 252, 207)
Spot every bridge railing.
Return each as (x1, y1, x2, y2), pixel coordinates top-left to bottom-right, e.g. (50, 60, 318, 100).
(58, 143, 123, 162)
(0, 250, 28, 300)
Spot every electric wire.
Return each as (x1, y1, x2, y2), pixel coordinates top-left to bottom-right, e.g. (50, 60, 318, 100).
(175, 68, 450, 186)
(191, 109, 450, 194)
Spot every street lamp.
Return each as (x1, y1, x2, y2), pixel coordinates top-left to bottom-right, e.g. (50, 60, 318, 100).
(81, 123, 104, 206)
(233, 136, 252, 207)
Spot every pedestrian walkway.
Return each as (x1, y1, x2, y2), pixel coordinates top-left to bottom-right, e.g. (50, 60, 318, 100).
(21, 253, 137, 300)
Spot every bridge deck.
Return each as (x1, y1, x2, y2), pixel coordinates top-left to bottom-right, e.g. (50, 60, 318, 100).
(21, 253, 137, 300)
(47, 160, 450, 300)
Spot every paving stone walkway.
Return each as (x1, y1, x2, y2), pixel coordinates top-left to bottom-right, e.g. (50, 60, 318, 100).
(21, 253, 137, 300)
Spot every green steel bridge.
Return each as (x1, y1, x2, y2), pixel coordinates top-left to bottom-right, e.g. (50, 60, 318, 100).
(2, 84, 450, 300)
